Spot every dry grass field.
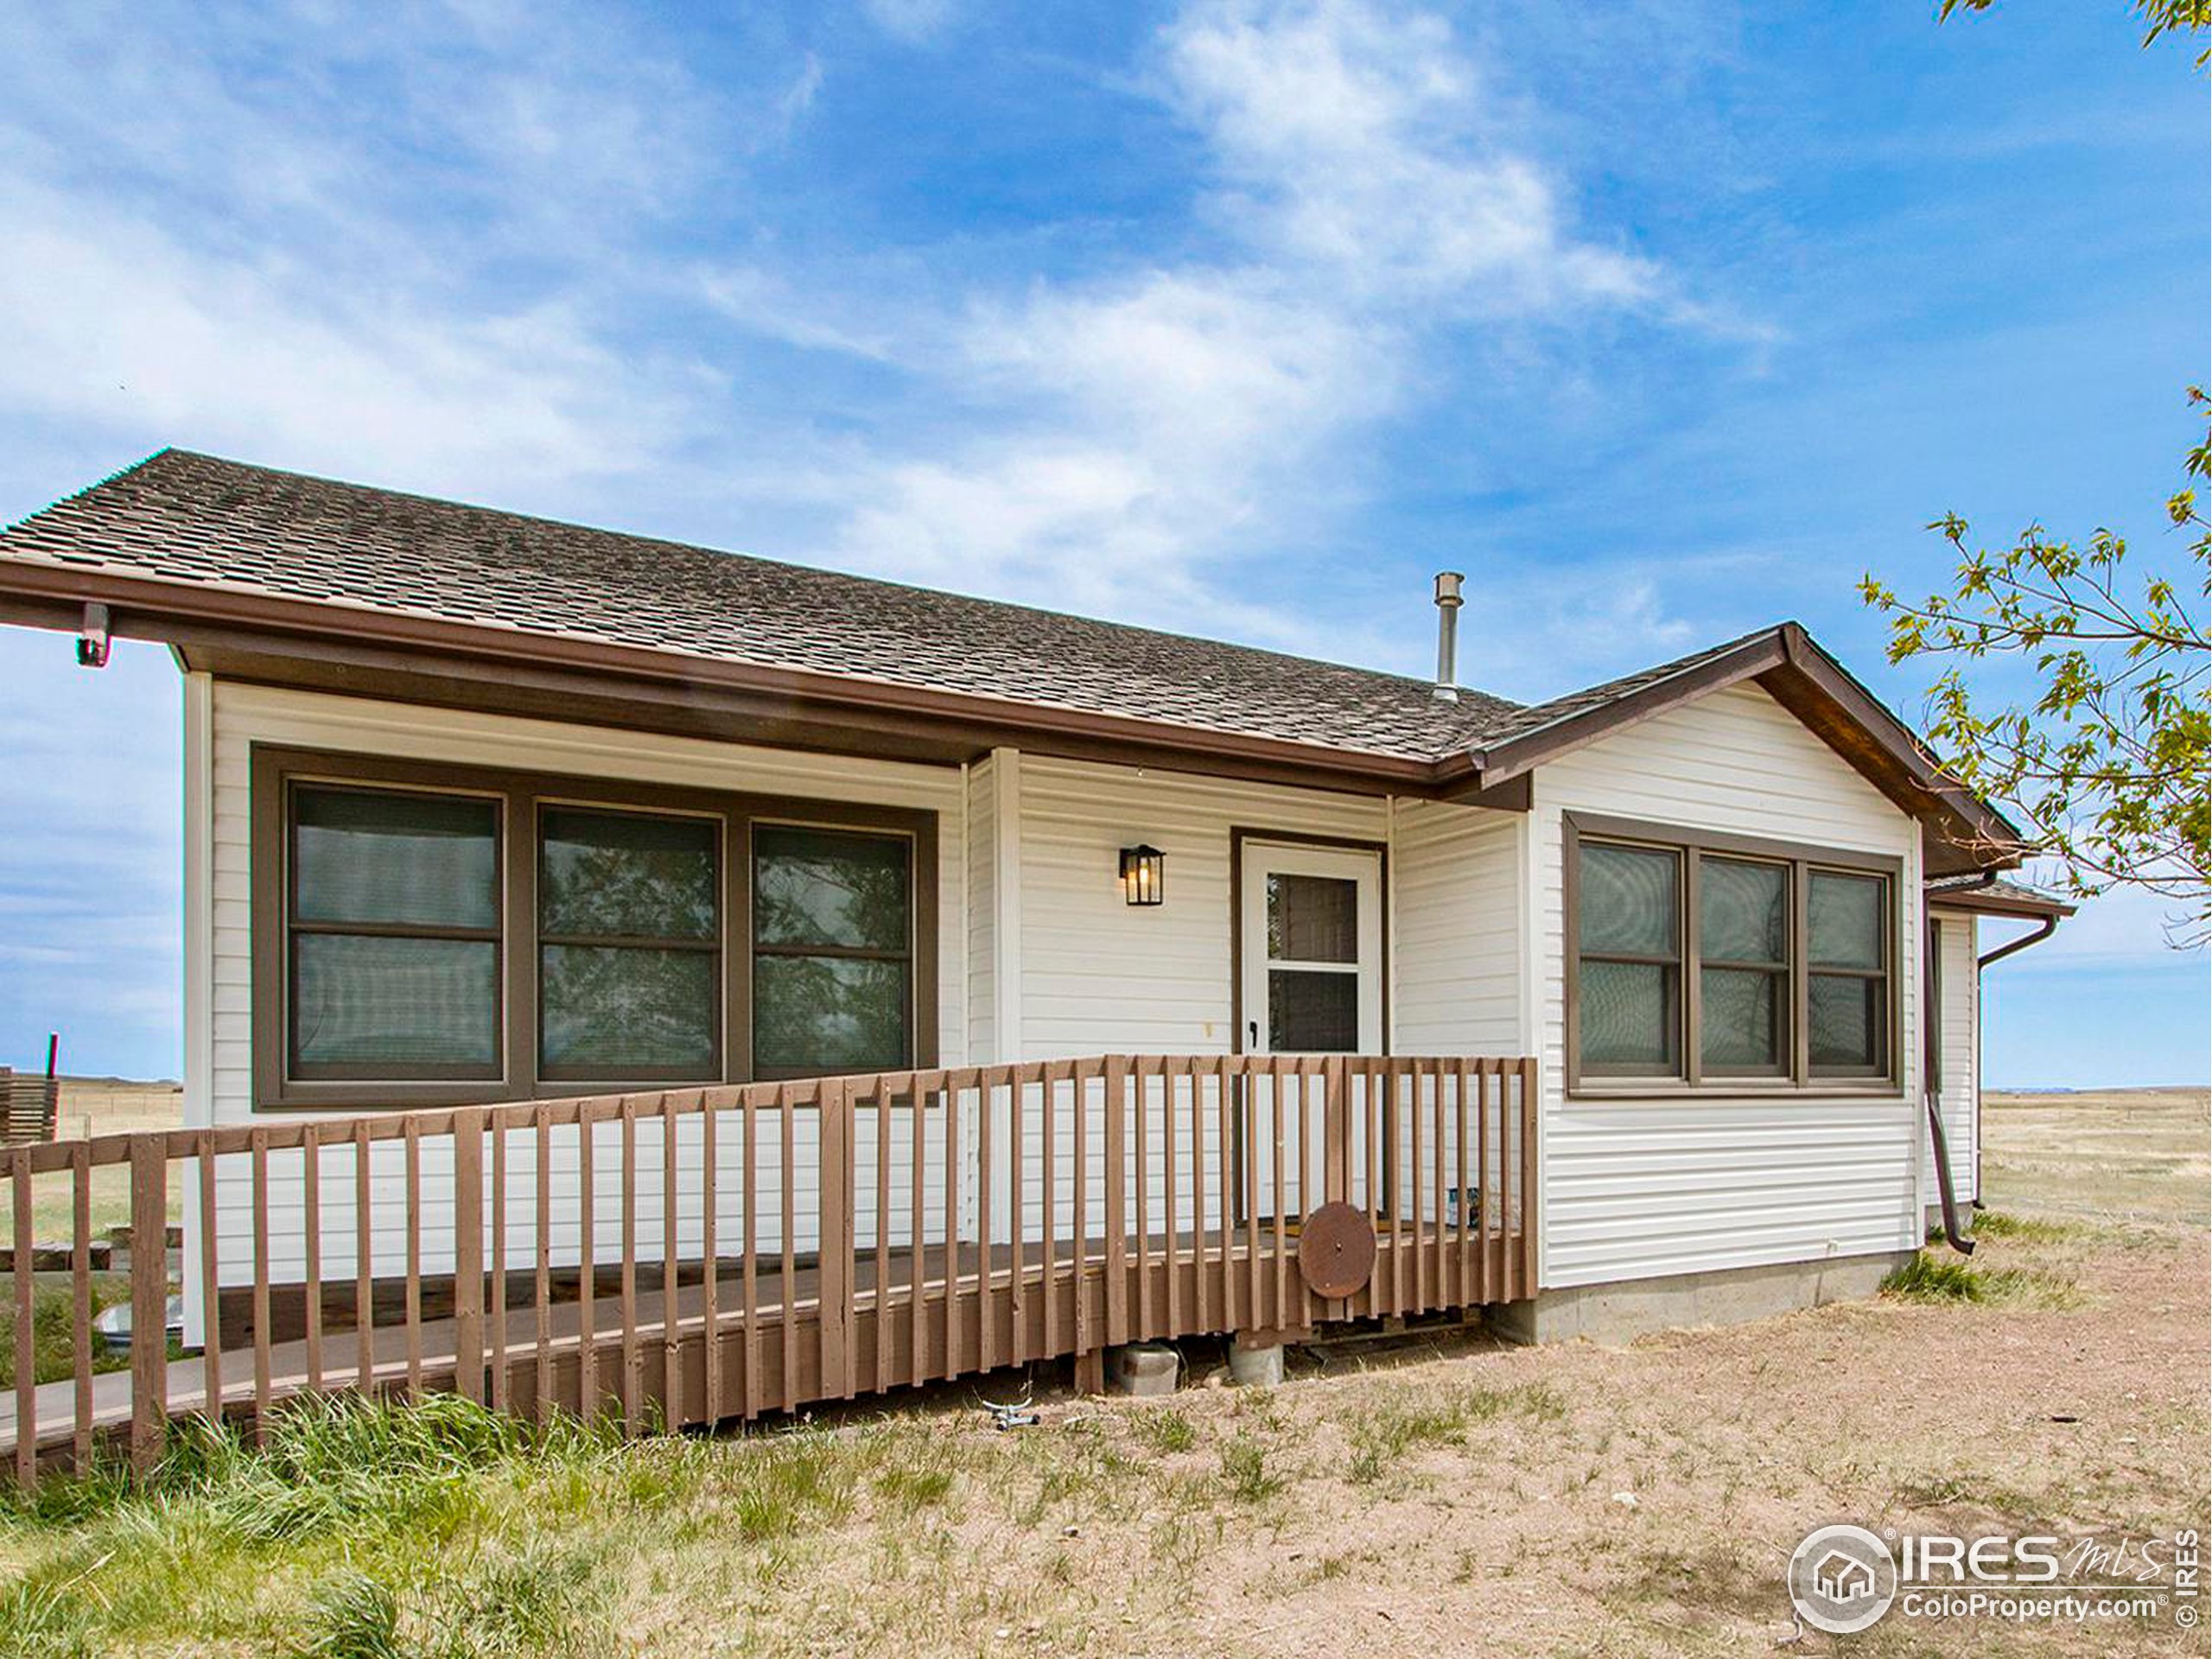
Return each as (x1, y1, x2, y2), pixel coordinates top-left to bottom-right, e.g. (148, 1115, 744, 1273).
(22, 1078, 184, 1241)
(2, 1085, 2205, 1657)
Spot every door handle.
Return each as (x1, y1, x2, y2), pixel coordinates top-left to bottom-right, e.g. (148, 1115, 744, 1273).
(1248, 1020, 1259, 1050)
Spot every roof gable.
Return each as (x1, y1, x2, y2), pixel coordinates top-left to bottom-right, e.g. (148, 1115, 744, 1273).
(1454, 621, 2025, 874)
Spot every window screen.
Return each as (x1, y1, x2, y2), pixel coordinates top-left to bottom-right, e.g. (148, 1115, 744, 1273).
(289, 785, 500, 1077)
(1568, 822, 1896, 1090)
(1576, 842, 1681, 1072)
(1699, 857, 1788, 1072)
(1263, 872, 1363, 1052)
(1809, 871, 1889, 1073)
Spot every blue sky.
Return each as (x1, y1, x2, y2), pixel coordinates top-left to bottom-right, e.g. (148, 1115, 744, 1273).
(0, 0, 2203, 1086)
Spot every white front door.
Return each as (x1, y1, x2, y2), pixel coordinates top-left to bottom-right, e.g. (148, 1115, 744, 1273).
(1237, 840, 1383, 1223)
(1237, 839, 1385, 1058)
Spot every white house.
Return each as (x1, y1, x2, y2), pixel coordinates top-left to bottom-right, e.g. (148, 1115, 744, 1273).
(0, 450, 2069, 1447)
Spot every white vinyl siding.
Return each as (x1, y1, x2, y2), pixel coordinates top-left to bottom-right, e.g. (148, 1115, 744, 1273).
(1391, 798, 1522, 1054)
(1535, 683, 1924, 1290)
(1929, 909, 1980, 1206)
(1009, 756, 1388, 1242)
(1014, 755, 1387, 1059)
(965, 756, 997, 1065)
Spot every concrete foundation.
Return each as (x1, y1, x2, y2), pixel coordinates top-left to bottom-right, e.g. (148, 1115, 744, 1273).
(1488, 1249, 1913, 1346)
(1225, 1341, 1284, 1388)
(1108, 1342, 1181, 1397)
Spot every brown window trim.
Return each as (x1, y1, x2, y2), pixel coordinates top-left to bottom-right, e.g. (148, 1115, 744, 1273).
(1563, 811, 1903, 1099)
(251, 745, 938, 1113)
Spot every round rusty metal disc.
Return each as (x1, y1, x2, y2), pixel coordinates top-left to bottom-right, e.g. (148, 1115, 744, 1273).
(1298, 1201, 1376, 1300)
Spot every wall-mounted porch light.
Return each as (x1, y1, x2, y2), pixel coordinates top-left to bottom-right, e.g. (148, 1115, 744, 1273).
(1119, 844, 1165, 906)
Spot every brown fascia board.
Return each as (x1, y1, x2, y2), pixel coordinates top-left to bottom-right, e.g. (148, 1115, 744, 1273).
(0, 561, 1466, 800)
(0, 563, 2024, 865)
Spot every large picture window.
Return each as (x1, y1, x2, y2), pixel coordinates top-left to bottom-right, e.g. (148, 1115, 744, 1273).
(255, 749, 935, 1109)
(1566, 814, 1897, 1092)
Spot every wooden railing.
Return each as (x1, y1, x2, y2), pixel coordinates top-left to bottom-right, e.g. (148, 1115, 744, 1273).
(2, 1053, 1537, 1485)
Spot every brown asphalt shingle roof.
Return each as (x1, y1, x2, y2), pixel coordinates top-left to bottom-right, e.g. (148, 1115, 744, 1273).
(1, 448, 1849, 777)
(1, 449, 1560, 762)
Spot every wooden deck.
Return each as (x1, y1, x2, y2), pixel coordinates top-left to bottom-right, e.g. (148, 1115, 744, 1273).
(3, 1217, 1526, 1465)
(5, 1054, 1537, 1483)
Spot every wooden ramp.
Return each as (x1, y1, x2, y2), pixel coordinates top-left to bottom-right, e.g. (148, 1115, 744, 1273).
(5, 1055, 1537, 1483)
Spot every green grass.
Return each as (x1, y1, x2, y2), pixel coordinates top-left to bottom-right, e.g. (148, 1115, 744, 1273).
(1880, 1249, 2084, 1309)
(1346, 1381, 1566, 1484)
(0, 1282, 133, 1390)
(1882, 1252, 1987, 1302)
(0, 1393, 620, 1657)
(1217, 1433, 1281, 1503)
(1967, 1208, 2077, 1243)
(1133, 1408, 1197, 1455)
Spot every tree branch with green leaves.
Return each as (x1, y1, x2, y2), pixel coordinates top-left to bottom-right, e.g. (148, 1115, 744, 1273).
(1861, 391, 2209, 941)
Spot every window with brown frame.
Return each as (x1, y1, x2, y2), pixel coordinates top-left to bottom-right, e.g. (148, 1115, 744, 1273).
(1565, 814, 1898, 1092)
(288, 785, 504, 1082)
(751, 825, 913, 1079)
(537, 806, 723, 1083)
(252, 747, 936, 1110)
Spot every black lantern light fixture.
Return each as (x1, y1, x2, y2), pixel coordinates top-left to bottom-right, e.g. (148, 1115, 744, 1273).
(1118, 844, 1165, 906)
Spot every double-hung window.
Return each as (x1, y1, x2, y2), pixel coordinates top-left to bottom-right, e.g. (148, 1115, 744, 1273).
(752, 825, 914, 1078)
(538, 807, 721, 1081)
(1566, 814, 1897, 1091)
(288, 786, 502, 1079)
(257, 750, 933, 1109)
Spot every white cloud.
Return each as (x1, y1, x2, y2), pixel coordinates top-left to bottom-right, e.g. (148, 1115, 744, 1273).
(0, 0, 1702, 667)
(1157, 0, 1656, 307)
(0, 2, 761, 501)
(861, 0, 960, 43)
(0, 185, 701, 500)
(820, 0, 1683, 654)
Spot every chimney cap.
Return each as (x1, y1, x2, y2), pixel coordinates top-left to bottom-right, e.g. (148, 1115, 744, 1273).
(1433, 570, 1465, 607)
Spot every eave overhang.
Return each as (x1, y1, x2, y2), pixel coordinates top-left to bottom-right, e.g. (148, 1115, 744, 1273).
(0, 566, 2027, 874)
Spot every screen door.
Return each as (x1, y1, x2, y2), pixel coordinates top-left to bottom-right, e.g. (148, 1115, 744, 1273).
(1238, 840, 1383, 1057)
(1237, 841, 1382, 1223)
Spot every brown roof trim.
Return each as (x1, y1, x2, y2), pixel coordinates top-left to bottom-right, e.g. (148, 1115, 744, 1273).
(0, 557, 1459, 797)
(1455, 630, 1790, 785)
(0, 539, 2023, 864)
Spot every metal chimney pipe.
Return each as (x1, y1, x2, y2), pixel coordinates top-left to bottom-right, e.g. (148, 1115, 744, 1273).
(1432, 570, 1465, 702)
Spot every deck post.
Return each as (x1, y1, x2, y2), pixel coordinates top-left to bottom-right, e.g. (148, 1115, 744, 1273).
(817, 1077, 852, 1399)
(1103, 1055, 1128, 1348)
(452, 1109, 485, 1406)
(1518, 1058, 1540, 1298)
(128, 1135, 168, 1476)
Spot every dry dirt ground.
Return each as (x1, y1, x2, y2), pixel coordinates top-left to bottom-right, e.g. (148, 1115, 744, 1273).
(3, 1086, 2204, 1657)
(676, 1087, 2206, 1659)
